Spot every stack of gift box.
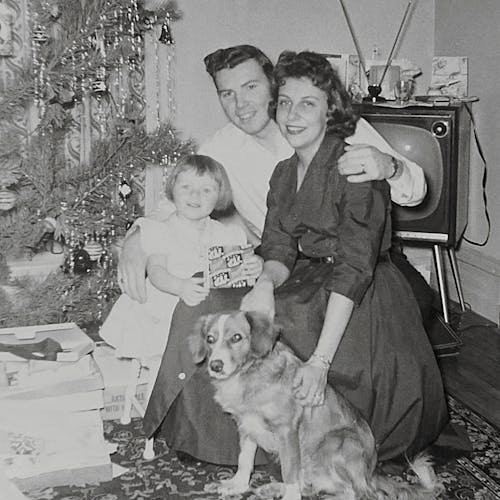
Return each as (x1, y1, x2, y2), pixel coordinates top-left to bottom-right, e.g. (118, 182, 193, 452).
(0, 323, 115, 491)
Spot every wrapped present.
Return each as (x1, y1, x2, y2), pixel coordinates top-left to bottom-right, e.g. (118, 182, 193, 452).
(0, 405, 113, 490)
(207, 244, 256, 288)
(0, 326, 111, 491)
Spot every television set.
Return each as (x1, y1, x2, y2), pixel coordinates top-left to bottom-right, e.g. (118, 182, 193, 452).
(354, 103, 471, 248)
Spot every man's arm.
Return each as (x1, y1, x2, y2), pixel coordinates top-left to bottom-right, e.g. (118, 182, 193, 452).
(117, 226, 148, 303)
(117, 211, 174, 303)
(339, 118, 427, 207)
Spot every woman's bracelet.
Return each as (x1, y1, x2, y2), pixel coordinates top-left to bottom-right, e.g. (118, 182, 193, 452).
(310, 352, 331, 369)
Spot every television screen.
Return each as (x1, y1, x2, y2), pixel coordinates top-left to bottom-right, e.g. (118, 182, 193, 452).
(370, 121, 443, 222)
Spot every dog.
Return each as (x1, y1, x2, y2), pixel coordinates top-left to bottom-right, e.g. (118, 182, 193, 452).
(189, 310, 444, 500)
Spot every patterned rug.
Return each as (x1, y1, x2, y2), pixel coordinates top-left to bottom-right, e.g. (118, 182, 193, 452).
(24, 396, 500, 500)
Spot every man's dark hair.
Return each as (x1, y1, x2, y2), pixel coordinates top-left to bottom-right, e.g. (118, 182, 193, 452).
(204, 45, 274, 85)
(271, 50, 358, 138)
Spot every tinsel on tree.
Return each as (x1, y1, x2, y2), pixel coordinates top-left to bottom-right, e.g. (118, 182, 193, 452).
(0, 0, 195, 328)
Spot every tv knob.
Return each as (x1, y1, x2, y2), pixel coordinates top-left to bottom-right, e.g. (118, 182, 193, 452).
(432, 121, 449, 138)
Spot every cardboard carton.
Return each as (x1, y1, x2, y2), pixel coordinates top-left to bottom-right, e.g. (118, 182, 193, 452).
(0, 323, 94, 363)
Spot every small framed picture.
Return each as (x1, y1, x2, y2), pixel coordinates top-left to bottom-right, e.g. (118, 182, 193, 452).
(322, 53, 350, 88)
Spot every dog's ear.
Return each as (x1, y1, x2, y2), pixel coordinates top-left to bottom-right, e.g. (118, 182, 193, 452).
(188, 314, 212, 364)
(244, 311, 280, 358)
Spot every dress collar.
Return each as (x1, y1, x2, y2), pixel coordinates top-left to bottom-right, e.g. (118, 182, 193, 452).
(290, 133, 345, 172)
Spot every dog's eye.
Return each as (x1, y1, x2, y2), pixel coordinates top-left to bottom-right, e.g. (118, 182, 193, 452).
(231, 333, 242, 343)
(206, 334, 215, 344)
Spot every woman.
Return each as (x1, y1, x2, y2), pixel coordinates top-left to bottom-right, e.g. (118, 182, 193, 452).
(143, 51, 453, 467)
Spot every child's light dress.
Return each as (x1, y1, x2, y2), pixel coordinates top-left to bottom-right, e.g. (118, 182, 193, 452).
(100, 213, 246, 360)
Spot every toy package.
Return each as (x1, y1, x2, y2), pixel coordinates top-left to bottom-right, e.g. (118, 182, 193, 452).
(207, 244, 256, 289)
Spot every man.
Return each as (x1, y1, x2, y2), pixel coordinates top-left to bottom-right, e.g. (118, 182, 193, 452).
(119, 45, 433, 321)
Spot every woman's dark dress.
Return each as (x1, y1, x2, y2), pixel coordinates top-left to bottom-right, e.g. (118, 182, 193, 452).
(143, 133, 449, 465)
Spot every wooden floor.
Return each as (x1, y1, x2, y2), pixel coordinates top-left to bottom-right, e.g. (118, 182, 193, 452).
(437, 305, 500, 429)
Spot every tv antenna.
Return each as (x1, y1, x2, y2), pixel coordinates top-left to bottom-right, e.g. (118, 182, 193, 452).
(338, 0, 414, 101)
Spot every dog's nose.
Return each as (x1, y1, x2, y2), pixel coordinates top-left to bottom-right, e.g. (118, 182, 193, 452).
(209, 359, 224, 373)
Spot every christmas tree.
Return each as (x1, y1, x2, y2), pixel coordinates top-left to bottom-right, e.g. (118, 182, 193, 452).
(0, 0, 194, 328)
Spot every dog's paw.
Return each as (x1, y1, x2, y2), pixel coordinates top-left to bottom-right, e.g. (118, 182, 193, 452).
(218, 475, 250, 495)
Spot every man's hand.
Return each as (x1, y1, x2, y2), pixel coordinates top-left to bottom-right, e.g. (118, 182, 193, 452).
(180, 277, 209, 306)
(117, 229, 148, 303)
(338, 144, 397, 182)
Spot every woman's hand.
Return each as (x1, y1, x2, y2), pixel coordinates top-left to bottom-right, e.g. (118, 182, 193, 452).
(292, 357, 329, 407)
(240, 278, 275, 318)
(242, 254, 263, 281)
(180, 277, 209, 306)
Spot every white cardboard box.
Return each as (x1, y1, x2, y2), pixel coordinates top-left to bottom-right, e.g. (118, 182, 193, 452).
(101, 382, 148, 420)
(93, 344, 154, 420)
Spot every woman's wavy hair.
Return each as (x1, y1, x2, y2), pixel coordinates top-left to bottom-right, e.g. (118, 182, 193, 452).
(204, 45, 274, 87)
(165, 154, 233, 212)
(270, 51, 358, 138)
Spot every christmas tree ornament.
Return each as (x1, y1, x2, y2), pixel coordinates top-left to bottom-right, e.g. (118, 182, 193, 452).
(0, 187, 17, 211)
(73, 247, 92, 273)
(58, 87, 76, 108)
(158, 15, 173, 45)
(49, 3, 61, 20)
(84, 239, 104, 261)
(32, 26, 49, 44)
(91, 79, 107, 96)
(42, 216, 57, 233)
(139, 13, 155, 31)
(91, 79, 107, 95)
(91, 66, 108, 96)
(118, 179, 132, 201)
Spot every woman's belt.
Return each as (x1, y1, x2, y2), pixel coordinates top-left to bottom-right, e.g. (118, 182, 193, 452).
(297, 252, 391, 264)
(297, 252, 336, 264)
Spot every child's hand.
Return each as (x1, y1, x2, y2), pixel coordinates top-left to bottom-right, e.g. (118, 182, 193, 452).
(180, 277, 209, 306)
(242, 254, 263, 281)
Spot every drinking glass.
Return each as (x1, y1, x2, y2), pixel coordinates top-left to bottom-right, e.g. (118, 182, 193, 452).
(394, 79, 415, 103)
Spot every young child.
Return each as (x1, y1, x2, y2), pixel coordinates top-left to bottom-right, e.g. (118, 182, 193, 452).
(100, 154, 262, 361)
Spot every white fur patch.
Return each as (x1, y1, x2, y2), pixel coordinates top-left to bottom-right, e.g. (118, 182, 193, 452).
(217, 314, 230, 338)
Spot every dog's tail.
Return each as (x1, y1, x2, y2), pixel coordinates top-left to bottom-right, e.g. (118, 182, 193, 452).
(369, 453, 444, 500)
